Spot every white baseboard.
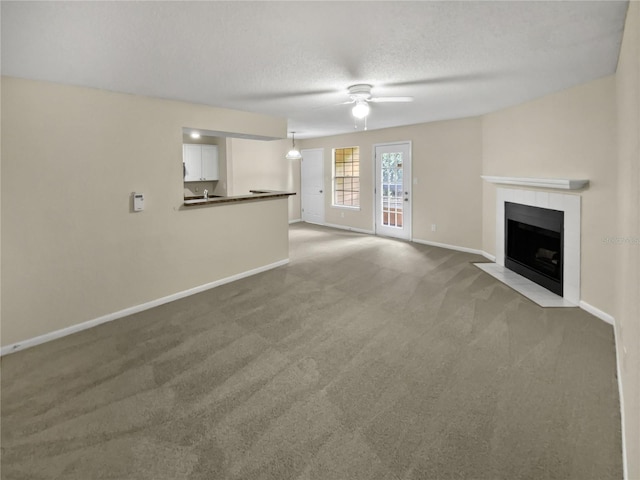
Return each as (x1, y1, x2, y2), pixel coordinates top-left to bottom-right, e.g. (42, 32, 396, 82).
(0, 258, 290, 357)
(482, 251, 496, 262)
(288, 218, 302, 224)
(324, 222, 375, 235)
(579, 300, 615, 326)
(578, 300, 626, 478)
(301, 220, 324, 227)
(613, 324, 629, 480)
(412, 238, 485, 257)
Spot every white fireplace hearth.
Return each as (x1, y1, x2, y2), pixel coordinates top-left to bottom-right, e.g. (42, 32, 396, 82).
(476, 184, 583, 307)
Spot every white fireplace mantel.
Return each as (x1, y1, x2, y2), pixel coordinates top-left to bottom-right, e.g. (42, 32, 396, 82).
(481, 175, 589, 190)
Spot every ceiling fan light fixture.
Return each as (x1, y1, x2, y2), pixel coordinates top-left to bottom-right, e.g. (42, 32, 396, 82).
(352, 100, 370, 119)
(285, 132, 302, 160)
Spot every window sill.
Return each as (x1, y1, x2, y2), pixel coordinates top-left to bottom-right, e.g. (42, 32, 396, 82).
(331, 205, 361, 211)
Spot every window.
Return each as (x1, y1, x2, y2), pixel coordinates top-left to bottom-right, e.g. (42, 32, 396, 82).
(333, 146, 360, 207)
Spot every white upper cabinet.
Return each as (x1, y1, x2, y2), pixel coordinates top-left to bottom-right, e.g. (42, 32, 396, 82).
(200, 145, 219, 181)
(183, 144, 202, 182)
(183, 144, 219, 182)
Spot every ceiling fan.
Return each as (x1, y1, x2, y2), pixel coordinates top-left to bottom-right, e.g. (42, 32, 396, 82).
(343, 84, 414, 120)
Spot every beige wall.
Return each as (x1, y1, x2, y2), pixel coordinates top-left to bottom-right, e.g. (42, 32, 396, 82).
(299, 117, 483, 249)
(482, 76, 618, 315)
(615, 2, 640, 477)
(1, 77, 289, 346)
(289, 155, 301, 222)
(0, 76, 3, 343)
(228, 137, 301, 222)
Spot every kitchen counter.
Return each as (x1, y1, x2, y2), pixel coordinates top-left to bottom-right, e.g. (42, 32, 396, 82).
(184, 195, 223, 201)
(182, 190, 295, 207)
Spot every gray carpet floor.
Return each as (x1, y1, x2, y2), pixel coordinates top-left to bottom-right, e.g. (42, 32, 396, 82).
(1, 223, 622, 479)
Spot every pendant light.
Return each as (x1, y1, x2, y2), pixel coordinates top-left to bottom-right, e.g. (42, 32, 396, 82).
(285, 131, 302, 160)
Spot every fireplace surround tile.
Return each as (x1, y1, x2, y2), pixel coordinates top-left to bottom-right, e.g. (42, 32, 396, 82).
(523, 189, 536, 205)
(549, 193, 565, 211)
(535, 191, 550, 208)
(564, 217, 580, 249)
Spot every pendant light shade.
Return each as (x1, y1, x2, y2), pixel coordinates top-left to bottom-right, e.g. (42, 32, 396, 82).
(285, 132, 302, 160)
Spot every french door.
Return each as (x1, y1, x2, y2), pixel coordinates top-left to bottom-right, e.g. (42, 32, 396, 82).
(375, 142, 412, 240)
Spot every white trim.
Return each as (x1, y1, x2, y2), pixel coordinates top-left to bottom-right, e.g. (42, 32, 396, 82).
(324, 222, 375, 235)
(303, 220, 326, 227)
(412, 238, 485, 256)
(0, 259, 290, 356)
(482, 251, 496, 262)
(288, 218, 303, 224)
(578, 300, 615, 326)
(481, 175, 589, 190)
(330, 205, 361, 211)
(371, 141, 413, 148)
(613, 324, 629, 480)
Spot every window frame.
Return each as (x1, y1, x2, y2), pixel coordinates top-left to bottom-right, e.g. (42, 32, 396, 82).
(332, 146, 361, 210)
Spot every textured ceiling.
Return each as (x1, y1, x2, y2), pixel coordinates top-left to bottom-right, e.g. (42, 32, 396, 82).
(1, 1, 628, 139)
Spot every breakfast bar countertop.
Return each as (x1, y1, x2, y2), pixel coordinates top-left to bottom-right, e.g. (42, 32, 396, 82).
(182, 190, 295, 207)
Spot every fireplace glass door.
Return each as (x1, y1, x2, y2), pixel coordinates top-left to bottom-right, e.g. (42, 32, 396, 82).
(505, 202, 564, 296)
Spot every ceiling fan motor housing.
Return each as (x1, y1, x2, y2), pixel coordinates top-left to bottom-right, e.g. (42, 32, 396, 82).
(348, 84, 373, 101)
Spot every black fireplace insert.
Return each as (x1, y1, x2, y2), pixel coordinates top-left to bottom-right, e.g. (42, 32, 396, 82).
(505, 202, 564, 296)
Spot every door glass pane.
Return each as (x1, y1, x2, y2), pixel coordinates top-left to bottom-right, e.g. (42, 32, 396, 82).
(380, 152, 404, 228)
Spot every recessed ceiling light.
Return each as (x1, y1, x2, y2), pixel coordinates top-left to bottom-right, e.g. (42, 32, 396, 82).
(190, 132, 201, 139)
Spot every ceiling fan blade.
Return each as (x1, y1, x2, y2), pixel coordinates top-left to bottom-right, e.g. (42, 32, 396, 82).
(384, 73, 493, 88)
(231, 88, 338, 101)
(310, 99, 354, 111)
(369, 96, 414, 103)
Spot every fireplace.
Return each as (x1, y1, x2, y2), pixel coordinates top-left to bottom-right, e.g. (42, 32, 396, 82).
(505, 202, 564, 296)
(475, 183, 583, 307)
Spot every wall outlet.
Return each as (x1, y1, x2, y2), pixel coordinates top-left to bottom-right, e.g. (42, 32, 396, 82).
(341, 212, 345, 218)
(431, 224, 437, 232)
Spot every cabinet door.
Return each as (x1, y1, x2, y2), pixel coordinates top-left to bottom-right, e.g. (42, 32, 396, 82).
(201, 145, 219, 181)
(183, 144, 202, 182)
